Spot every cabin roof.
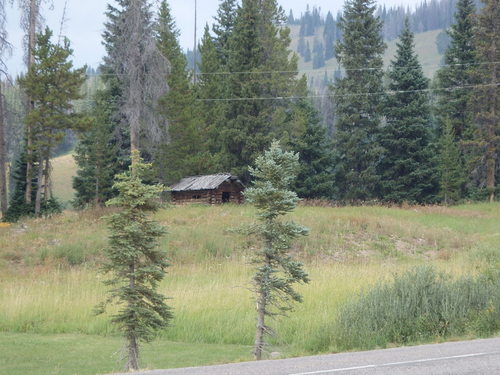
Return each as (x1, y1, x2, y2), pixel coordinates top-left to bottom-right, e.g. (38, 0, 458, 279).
(170, 173, 244, 192)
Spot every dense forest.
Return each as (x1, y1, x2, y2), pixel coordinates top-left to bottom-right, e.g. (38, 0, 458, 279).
(0, 0, 498, 222)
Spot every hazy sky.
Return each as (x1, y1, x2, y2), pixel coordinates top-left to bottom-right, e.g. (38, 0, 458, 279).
(4, 0, 417, 76)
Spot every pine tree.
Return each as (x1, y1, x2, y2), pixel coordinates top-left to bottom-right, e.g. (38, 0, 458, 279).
(304, 41, 312, 62)
(73, 90, 122, 208)
(379, 19, 438, 204)
(218, 0, 306, 183)
(289, 101, 334, 199)
(439, 118, 466, 204)
(197, 25, 227, 167)
(212, 0, 238, 67)
(245, 141, 309, 360)
(332, 0, 386, 201)
(312, 38, 325, 69)
(96, 152, 173, 372)
(434, 0, 477, 149)
(3, 151, 35, 222)
(18, 27, 86, 215)
(156, 0, 211, 184)
(297, 35, 306, 56)
(323, 11, 336, 60)
(471, 0, 498, 202)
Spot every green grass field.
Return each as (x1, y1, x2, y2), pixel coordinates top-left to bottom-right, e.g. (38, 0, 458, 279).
(0, 202, 499, 374)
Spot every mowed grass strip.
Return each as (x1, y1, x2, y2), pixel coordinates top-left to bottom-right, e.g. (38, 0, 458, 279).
(0, 332, 252, 375)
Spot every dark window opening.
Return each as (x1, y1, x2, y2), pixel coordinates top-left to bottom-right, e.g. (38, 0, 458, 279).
(192, 194, 201, 199)
(222, 192, 231, 203)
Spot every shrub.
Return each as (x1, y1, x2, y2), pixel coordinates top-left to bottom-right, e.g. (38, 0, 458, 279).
(333, 266, 500, 350)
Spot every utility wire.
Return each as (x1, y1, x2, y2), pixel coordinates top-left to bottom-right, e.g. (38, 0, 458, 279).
(89, 61, 500, 77)
(30, 82, 495, 105)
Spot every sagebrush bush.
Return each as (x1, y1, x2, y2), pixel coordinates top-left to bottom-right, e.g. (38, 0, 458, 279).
(333, 266, 500, 350)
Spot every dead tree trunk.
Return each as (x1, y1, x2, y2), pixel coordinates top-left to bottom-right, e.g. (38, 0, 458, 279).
(0, 82, 7, 215)
(24, 0, 38, 204)
(34, 152, 43, 215)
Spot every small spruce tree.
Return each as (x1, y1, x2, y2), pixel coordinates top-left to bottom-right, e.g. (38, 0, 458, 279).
(96, 151, 173, 371)
(245, 141, 309, 360)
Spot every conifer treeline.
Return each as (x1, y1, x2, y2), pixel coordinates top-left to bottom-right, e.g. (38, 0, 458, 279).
(291, 0, 483, 68)
(2, 0, 498, 221)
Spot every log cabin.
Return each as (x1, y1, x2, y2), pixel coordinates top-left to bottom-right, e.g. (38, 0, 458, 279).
(170, 173, 245, 204)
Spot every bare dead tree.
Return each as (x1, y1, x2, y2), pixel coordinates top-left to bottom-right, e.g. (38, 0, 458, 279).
(0, 0, 12, 216)
(109, 0, 169, 166)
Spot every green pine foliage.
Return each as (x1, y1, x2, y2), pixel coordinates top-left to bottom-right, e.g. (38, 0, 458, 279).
(156, 1, 215, 184)
(3, 152, 35, 222)
(73, 91, 123, 208)
(245, 141, 309, 360)
(323, 11, 336, 60)
(434, 0, 477, 200)
(332, 0, 386, 202)
(439, 118, 466, 204)
(379, 19, 438, 204)
(96, 152, 173, 371)
(212, 0, 238, 67)
(435, 0, 477, 140)
(16, 27, 85, 216)
(289, 101, 335, 199)
(215, 0, 306, 183)
(471, 0, 499, 202)
(19, 27, 86, 156)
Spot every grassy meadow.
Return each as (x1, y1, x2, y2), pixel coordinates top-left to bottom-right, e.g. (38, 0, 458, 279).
(0, 202, 499, 374)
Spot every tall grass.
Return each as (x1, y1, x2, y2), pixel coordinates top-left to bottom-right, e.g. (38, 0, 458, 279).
(0, 261, 412, 350)
(2, 203, 498, 267)
(334, 266, 500, 351)
(0, 203, 498, 356)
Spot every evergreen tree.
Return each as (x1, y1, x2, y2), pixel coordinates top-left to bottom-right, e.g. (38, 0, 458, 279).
(471, 0, 498, 202)
(297, 35, 306, 56)
(379, 19, 438, 204)
(287, 8, 295, 24)
(217, 0, 306, 182)
(289, 101, 334, 199)
(439, 118, 466, 204)
(212, 0, 238, 67)
(73, 91, 122, 208)
(3, 152, 35, 222)
(304, 41, 312, 62)
(245, 141, 309, 360)
(332, 0, 386, 201)
(18, 27, 86, 215)
(323, 11, 336, 60)
(156, 0, 212, 184)
(312, 38, 325, 69)
(96, 152, 173, 371)
(435, 0, 477, 140)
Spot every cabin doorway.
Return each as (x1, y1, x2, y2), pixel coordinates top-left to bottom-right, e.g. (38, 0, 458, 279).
(222, 192, 231, 203)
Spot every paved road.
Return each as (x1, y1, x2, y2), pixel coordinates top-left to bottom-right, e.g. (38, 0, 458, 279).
(112, 337, 500, 375)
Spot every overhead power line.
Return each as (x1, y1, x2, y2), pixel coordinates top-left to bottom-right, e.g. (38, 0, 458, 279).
(88, 61, 500, 77)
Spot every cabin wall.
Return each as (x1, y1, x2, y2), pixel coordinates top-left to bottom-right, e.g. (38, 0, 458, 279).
(171, 190, 210, 204)
(171, 181, 244, 205)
